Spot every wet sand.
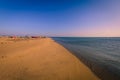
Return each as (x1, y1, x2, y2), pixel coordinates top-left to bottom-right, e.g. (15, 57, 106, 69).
(0, 37, 100, 80)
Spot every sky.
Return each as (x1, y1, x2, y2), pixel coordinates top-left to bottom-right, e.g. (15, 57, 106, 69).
(0, 0, 120, 37)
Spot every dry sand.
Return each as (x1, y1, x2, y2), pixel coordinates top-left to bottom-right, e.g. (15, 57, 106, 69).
(0, 37, 100, 80)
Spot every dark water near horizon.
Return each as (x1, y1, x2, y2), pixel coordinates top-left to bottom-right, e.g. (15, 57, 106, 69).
(52, 37, 120, 80)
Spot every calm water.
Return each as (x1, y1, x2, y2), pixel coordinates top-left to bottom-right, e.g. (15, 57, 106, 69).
(53, 37, 120, 80)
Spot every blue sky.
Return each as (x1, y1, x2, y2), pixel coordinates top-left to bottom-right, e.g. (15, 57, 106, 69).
(0, 0, 120, 37)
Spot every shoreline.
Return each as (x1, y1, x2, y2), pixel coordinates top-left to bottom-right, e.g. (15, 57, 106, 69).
(0, 37, 99, 80)
(53, 39, 120, 80)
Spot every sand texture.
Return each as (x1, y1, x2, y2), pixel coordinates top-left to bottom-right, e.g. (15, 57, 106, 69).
(0, 37, 100, 80)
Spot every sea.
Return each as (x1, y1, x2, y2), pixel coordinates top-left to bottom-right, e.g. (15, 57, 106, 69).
(52, 37, 120, 80)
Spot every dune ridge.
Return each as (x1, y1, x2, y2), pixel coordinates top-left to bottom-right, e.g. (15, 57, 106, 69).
(0, 37, 100, 80)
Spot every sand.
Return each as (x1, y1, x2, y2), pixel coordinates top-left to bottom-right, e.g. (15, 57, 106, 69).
(0, 37, 100, 80)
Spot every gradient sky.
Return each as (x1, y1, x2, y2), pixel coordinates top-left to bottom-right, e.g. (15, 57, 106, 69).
(0, 0, 120, 37)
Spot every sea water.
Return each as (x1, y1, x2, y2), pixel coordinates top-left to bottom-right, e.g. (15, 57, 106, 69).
(53, 37, 120, 80)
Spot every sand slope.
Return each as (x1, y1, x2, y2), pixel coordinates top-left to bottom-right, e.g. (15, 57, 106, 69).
(0, 37, 100, 80)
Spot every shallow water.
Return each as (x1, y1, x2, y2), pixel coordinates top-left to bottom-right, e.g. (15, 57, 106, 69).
(53, 37, 120, 80)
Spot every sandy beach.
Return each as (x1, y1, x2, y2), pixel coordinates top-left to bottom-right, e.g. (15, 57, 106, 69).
(0, 37, 100, 80)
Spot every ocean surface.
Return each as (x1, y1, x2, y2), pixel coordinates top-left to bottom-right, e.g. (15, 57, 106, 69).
(53, 37, 120, 80)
